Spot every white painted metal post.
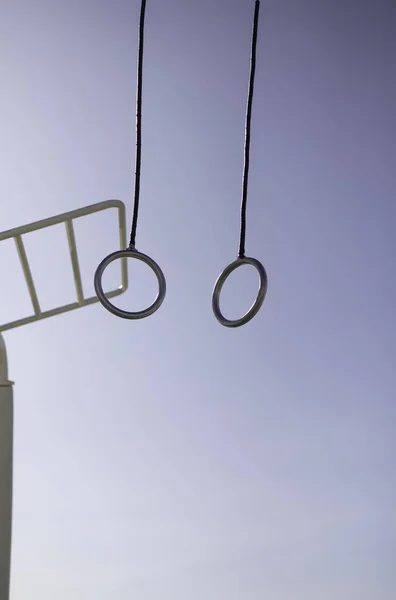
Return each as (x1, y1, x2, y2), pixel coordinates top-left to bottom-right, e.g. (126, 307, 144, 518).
(0, 200, 128, 599)
(0, 333, 13, 600)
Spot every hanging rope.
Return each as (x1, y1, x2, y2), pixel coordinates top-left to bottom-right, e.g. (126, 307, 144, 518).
(129, 0, 147, 250)
(94, 0, 167, 321)
(238, 0, 260, 259)
(212, 0, 267, 328)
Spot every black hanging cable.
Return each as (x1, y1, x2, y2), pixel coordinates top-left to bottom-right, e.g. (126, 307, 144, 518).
(129, 0, 147, 250)
(238, 0, 260, 259)
(94, 0, 166, 321)
(211, 0, 266, 328)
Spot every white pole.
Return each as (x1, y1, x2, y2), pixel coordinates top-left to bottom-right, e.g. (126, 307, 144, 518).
(0, 200, 128, 599)
(0, 332, 13, 600)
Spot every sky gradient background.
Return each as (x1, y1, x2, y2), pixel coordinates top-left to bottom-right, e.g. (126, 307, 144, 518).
(1, 0, 395, 598)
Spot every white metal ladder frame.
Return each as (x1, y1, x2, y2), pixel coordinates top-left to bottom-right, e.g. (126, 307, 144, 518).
(0, 199, 128, 332)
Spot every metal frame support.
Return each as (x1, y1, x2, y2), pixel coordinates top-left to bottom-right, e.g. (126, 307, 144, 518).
(0, 200, 129, 599)
(0, 199, 128, 333)
(0, 333, 13, 600)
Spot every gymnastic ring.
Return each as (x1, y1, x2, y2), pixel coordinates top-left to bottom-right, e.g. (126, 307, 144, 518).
(212, 256, 267, 328)
(94, 248, 166, 319)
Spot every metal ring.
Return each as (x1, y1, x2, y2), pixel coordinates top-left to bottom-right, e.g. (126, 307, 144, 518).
(212, 256, 267, 328)
(94, 248, 166, 319)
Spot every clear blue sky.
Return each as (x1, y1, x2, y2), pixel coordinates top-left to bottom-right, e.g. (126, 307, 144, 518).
(1, 0, 395, 598)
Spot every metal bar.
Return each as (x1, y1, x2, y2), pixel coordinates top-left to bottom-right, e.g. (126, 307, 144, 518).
(0, 380, 13, 600)
(14, 236, 41, 317)
(0, 199, 129, 332)
(0, 287, 125, 333)
(117, 202, 128, 291)
(0, 333, 13, 600)
(65, 220, 84, 305)
(0, 199, 124, 242)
